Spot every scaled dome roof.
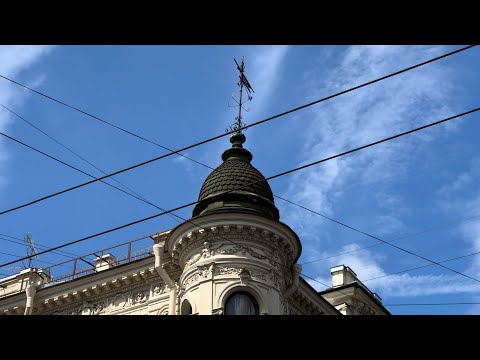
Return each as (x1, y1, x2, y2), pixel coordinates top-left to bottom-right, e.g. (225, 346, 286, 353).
(192, 132, 279, 220)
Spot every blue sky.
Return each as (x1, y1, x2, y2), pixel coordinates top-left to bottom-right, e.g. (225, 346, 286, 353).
(0, 45, 479, 315)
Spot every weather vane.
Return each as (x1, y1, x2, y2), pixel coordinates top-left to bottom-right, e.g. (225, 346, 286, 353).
(226, 57, 254, 134)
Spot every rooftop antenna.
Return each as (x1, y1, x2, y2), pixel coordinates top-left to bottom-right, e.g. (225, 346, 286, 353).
(24, 233, 38, 268)
(226, 57, 255, 134)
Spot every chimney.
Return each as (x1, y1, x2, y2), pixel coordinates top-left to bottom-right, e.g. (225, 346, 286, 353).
(94, 254, 117, 272)
(330, 265, 358, 287)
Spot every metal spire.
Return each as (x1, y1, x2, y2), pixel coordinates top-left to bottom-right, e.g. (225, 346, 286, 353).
(226, 57, 255, 134)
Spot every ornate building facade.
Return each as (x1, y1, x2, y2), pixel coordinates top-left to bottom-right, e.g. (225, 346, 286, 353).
(0, 130, 389, 315)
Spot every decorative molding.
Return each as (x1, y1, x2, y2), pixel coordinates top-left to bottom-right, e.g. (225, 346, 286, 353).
(182, 262, 215, 289)
(183, 273, 200, 289)
(269, 269, 283, 288)
(217, 266, 241, 276)
(51, 287, 152, 315)
(198, 262, 215, 279)
(216, 266, 268, 283)
(350, 299, 377, 315)
(173, 223, 297, 267)
(153, 282, 169, 296)
(184, 240, 275, 270)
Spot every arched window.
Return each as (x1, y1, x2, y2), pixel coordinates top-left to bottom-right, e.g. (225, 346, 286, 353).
(224, 291, 259, 315)
(181, 300, 193, 315)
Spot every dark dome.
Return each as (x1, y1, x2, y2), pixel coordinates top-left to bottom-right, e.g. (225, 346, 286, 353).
(199, 159, 274, 202)
(192, 132, 279, 220)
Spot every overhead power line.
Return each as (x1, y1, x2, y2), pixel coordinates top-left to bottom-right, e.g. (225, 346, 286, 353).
(0, 106, 478, 271)
(362, 249, 480, 283)
(10, 104, 476, 280)
(0, 104, 183, 224)
(0, 46, 475, 216)
(0, 115, 394, 311)
(0, 235, 78, 260)
(0, 47, 475, 314)
(0, 248, 57, 266)
(0, 232, 80, 258)
(276, 192, 480, 283)
(275, 193, 480, 284)
(0, 102, 477, 219)
(1, 104, 151, 197)
(298, 213, 480, 266)
(0, 46, 473, 156)
(0, 110, 401, 308)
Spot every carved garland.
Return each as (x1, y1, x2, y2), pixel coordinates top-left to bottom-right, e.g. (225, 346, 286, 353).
(173, 225, 295, 266)
(182, 264, 275, 290)
(184, 240, 286, 273)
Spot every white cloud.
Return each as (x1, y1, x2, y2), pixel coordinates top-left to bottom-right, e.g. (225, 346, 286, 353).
(246, 45, 289, 118)
(373, 215, 406, 236)
(282, 45, 459, 239)
(172, 152, 195, 174)
(284, 45, 476, 302)
(460, 211, 480, 274)
(304, 243, 480, 298)
(436, 157, 480, 202)
(0, 45, 54, 196)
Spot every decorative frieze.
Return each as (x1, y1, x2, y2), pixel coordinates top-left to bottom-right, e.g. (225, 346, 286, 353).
(183, 272, 201, 289)
(184, 240, 274, 269)
(215, 266, 268, 283)
(51, 287, 152, 315)
(153, 282, 169, 296)
(172, 223, 297, 269)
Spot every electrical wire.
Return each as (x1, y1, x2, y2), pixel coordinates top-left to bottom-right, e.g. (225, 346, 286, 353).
(0, 46, 473, 160)
(0, 104, 183, 224)
(1, 46, 476, 313)
(0, 235, 77, 260)
(0, 138, 376, 313)
(276, 195, 480, 284)
(0, 47, 475, 216)
(362, 249, 480, 283)
(0, 122, 376, 312)
(0, 232, 80, 259)
(6, 106, 478, 286)
(298, 213, 480, 266)
(276, 187, 480, 284)
(0, 105, 478, 277)
(0, 101, 477, 221)
(10, 104, 476, 284)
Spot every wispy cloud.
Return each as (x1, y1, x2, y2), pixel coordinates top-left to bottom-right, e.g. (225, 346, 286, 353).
(245, 45, 289, 119)
(207, 45, 289, 166)
(172, 152, 196, 175)
(305, 243, 480, 298)
(435, 157, 480, 268)
(0, 45, 54, 194)
(277, 45, 476, 302)
(281, 45, 459, 239)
